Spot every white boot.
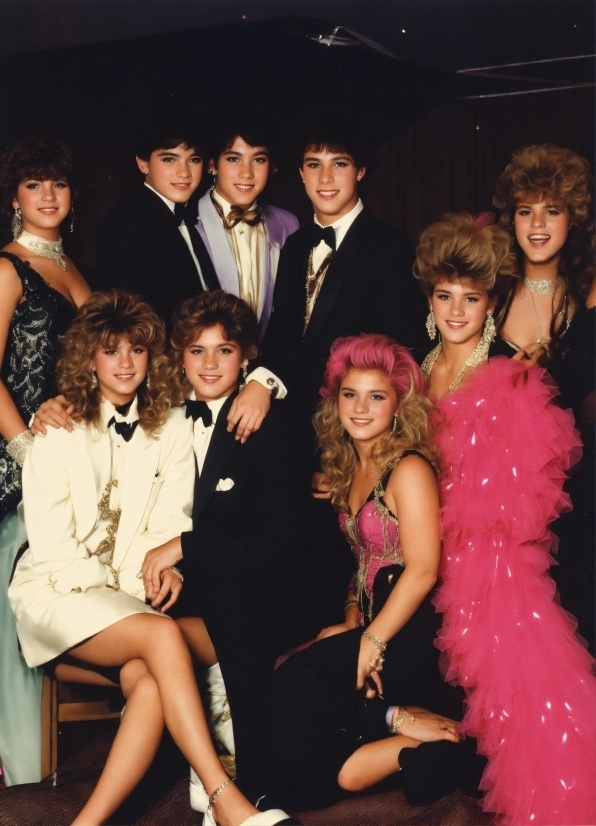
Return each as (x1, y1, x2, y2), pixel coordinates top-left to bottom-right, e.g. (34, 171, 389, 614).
(205, 662, 235, 754)
(190, 767, 209, 812)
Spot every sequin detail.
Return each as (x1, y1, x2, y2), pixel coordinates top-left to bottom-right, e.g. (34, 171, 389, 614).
(0, 253, 75, 519)
(341, 475, 404, 622)
(89, 479, 122, 590)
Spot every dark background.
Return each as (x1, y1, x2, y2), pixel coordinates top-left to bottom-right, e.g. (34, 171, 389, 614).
(0, 0, 593, 270)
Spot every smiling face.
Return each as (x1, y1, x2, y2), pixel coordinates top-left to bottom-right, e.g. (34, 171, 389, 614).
(430, 278, 494, 348)
(182, 324, 245, 402)
(338, 368, 399, 447)
(211, 136, 271, 208)
(91, 337, 149, 406)
(136, 143, 203, 204)
(300, 148, 365, 226)
(513, 199, 571, 270)
(13, 178, 71, 238)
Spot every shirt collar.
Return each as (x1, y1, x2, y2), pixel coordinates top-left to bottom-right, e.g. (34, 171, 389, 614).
(187, 389, 229, 424)
(314, 198, 363, 250)
(144, 182, 175, 214)
(212, 188, 257, 217)
(100, 395, 139, 432)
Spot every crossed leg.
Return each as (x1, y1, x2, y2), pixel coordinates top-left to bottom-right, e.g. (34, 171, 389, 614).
(67, 613, 259, 826)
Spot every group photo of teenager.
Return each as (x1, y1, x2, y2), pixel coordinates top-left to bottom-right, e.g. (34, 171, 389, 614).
(0, 2, 594, 825)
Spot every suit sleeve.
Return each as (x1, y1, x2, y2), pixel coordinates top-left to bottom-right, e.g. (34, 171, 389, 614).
(22, 429, 111, 593)
(367, 233, 428, 354)
(97, 211, 162, 307)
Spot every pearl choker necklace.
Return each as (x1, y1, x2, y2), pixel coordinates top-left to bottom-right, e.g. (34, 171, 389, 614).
(524, 276, 556, 296)
(15, 231, 66, 270)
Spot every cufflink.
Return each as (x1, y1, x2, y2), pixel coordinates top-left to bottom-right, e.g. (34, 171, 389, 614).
(266, 377, 279, 399)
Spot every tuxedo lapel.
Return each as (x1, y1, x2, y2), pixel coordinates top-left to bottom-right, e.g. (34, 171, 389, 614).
(302, 213, 367, 351)
(193, 393, 238, 518)
(196, 193, 239, 294)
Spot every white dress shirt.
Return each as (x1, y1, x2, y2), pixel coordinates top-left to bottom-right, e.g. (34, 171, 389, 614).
(144, 182, 208, 290)
(311, 198, 364, 272)
(189, 393, 229, 475)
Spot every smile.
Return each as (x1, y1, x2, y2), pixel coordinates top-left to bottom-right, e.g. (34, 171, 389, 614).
(350, 418, 372, 426)
(234, 184, 254, 191)
(199, 375, 221, 383)
(114, 374, 136, 381)
(528, 235, 550, 245)
(445, 321, 467, 329)
(317, 190, 339, 199)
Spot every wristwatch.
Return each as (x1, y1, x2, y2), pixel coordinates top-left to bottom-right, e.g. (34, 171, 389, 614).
(266, 377, 279, 399)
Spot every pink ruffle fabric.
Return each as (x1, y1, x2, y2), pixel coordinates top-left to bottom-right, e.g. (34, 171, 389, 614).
(434, 357, 596, 825)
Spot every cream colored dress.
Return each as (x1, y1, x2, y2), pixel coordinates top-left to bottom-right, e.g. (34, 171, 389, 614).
(9, 400, 194, 668)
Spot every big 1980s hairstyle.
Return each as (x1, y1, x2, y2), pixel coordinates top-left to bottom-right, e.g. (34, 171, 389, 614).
(493, 144, 595, 341)
(314, 334, 440, 512)
(56, 290, 172, 436)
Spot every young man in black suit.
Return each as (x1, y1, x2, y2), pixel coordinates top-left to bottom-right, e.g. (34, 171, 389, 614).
(260, 124, 427, 627)
(97, 121, 220, 323)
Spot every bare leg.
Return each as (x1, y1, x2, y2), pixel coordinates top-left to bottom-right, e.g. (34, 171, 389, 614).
(338, 736, 421, 792)
(68, 614, 258, 826)
(177, 616, 218, 668)
(73, 660, 163, 825)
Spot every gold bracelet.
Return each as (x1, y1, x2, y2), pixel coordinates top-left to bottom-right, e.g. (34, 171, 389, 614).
(344, 598, 359, 612)
(7, 430, 34, 467)
(169, 566, 184, 582)
(391, 706, 406, 735)
(363, 630, 387, 653)
(208, 777, 235, 808)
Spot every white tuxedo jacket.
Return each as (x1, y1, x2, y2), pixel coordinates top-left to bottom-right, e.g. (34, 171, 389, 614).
(9, 407, 194, 667)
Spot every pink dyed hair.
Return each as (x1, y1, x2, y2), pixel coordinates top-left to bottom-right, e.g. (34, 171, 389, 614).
(320, 334, 425, 400)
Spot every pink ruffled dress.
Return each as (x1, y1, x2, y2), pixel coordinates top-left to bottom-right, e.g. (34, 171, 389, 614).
(433, 357, 596, 825)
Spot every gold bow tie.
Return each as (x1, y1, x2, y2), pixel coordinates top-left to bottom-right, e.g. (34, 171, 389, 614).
(226, 203, 263, 229)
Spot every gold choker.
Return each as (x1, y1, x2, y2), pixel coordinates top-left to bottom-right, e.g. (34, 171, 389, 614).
(15, 231, 66, 270)
(524, 276, 556, 296)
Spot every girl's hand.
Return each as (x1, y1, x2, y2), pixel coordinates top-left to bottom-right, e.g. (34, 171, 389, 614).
(151, 568, 183, 613)
(315, 622, 354, 641)
(227, 381, 271, 443)
(31, 395, 74, 435)
(311, 471, 333, 500)
(356, 633, 384, 698)
(142, 537, 182, 601)
(396, 706, 460, 743)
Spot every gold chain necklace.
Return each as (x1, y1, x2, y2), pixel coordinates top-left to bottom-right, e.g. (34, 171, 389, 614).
(90, 479, 122, 590)
(421, 335, 490, 397)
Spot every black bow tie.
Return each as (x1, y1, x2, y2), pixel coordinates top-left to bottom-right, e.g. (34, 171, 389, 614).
(185, 399, 213, 427)
(107, 417, 139, 442)
(174, 200, 198, 227)
(306, 223, 336, 251)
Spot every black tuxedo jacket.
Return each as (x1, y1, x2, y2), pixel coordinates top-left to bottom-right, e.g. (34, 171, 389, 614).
(96, 185, 218, 322)
(178, 394, 307, 590)
(260, 209, 425, 434)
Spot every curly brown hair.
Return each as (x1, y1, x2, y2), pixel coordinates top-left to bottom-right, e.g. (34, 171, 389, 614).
(169, 290, 258, 403)
(493, 144, 595, 339)
(313, 334, 440, 513)
(413, 212, 518, 299)
(0, 135, 74, 229)
(56, 290, 173, 436)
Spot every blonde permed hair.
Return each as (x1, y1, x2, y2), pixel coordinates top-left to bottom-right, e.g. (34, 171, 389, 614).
(56, 290, 173, 436)
(493, 143, 595, 322)
(413, 212, 518, 298)
(314, 334, 440, 513)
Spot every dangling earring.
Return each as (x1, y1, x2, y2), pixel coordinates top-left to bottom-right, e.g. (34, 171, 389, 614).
(11, 207, 22, 240)
(425, 310, 437, 340)
(145, 370, 151, 389)
(91, 368, 98, 388)
(239, 362, 248, 389)
(69, 206, 75, 233)
(392, 414, 399, 432)
(482, 312, 496, 345)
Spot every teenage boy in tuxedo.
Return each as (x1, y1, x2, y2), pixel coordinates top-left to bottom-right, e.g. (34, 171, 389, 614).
(97, 121, 220, 324)
(260, 122, 426, 625)
(196, 120, 298, 339)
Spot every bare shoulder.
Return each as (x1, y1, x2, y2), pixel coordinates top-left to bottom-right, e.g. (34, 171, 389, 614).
(0, 254, 23, 309)
(386, 453, 438, 502)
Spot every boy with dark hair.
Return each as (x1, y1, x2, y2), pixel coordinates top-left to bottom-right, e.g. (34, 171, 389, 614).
(97, 117, 220, 323)
(196, 117, 298, 338)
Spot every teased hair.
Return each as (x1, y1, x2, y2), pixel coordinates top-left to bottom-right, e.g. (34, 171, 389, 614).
(169, 290, 258, 403)
(314, 334, 440, 512)
(413, 212, 518, 298)
(56, 290, 172, 436)
(0, 134, 74, 226)
(493, 144, 595, 337)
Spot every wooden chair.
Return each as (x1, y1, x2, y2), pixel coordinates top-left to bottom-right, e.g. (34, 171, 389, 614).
(41, 666, 124, 779)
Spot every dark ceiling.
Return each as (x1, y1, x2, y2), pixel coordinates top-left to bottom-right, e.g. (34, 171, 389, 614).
(0, 0, 593, 71)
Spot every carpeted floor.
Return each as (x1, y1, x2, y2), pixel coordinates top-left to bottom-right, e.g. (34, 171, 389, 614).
(0, 727, 495, 826)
